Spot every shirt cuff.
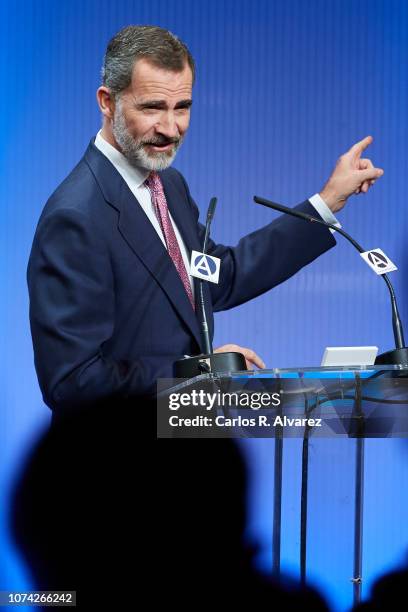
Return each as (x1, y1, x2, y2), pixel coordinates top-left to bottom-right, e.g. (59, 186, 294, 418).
(309, 193, 341, 233)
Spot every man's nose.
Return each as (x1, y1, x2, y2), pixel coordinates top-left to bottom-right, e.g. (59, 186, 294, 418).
(156, 112, 179, 138)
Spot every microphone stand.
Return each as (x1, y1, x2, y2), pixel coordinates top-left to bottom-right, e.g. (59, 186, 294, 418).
(254, 196, 408, 366)
(174, 198, 246, 378)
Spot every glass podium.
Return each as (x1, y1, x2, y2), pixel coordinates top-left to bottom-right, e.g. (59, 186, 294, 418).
(157, 366, 408, 606)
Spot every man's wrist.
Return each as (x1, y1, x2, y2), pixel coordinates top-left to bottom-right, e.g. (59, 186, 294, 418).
(318, 186, 345, 213)
(309, 193, 341, 232)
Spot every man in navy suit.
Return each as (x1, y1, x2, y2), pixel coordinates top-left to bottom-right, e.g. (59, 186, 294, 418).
(28, 26, 383, 413)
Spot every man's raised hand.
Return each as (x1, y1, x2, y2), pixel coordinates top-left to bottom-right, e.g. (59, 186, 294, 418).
(319, 136, 384, 213)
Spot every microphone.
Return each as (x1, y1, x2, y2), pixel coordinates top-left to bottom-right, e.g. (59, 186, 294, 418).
(199, 197, 217, 354)
(254, 195, 408, 366)
(173, 198, 247, 378)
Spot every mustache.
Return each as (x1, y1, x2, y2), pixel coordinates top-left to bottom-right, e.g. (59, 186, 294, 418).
(142, 136, 180, 146)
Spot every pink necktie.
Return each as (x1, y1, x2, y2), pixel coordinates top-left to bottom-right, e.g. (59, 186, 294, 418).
(145, 172, 195, 310)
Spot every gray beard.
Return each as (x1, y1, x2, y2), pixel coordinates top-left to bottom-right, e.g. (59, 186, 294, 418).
(112, 100, 183, 171)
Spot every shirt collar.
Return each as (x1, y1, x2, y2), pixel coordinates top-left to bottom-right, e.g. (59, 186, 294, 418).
(94, 130, 150, 188)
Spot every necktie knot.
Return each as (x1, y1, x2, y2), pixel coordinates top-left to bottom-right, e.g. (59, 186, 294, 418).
(145, 171, 161, 195)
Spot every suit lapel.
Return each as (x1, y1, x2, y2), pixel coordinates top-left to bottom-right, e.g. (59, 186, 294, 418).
(160, 173, 201, 253)
(84, 142, 203, 349)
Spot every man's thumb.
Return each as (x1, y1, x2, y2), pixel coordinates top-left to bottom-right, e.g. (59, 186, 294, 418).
(360, 167, 384, 181)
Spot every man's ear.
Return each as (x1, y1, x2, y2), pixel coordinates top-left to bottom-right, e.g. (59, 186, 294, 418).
(96, 86, 115, 120)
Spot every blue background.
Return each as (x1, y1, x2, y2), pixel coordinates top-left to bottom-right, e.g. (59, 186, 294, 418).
(1, 1, 408, 610)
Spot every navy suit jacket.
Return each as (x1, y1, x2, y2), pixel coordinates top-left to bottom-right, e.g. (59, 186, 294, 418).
(28, 140, 336, 411)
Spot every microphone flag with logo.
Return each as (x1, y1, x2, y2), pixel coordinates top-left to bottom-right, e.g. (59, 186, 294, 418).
(360, 248, 397, 275)
(190, 250, 221, 284)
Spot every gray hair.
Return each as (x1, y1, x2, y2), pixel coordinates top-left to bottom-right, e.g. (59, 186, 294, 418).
(101, 25, 195, 98)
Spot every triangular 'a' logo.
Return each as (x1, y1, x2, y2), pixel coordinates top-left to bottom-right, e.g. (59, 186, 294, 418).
(360, 248, 397, 275)
(190, 251, 221, 284)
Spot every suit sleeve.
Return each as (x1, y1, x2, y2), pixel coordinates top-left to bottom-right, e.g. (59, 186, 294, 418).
(176, 171, 337, 311)
(28, 208, 173, 411)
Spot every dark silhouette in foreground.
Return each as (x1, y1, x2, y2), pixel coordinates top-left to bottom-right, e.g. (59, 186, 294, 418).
(11, 401, 329, 609)
(353, 567, 408, 611)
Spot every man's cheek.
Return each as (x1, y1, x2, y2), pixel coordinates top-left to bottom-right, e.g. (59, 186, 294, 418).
(180, 117, 190, 133)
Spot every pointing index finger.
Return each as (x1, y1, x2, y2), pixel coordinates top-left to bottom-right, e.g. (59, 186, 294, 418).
(348, 135, 373, 158)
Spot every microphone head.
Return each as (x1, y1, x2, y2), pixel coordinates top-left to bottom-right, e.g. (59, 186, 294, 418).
(207, 197, 217, 221)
